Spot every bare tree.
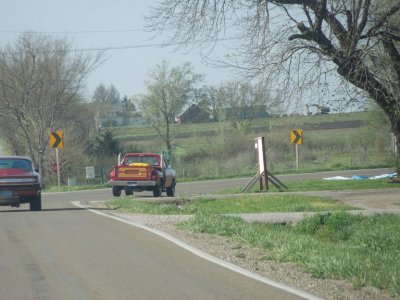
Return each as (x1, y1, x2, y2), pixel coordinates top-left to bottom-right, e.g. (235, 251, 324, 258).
(148, 0, 400, 172)
(92, 83, 121, 126)
(139, 61, 202, 156)
(206, 81, 275, 132)
(0, 33, 102, 178)
(56, 101, 99, 181)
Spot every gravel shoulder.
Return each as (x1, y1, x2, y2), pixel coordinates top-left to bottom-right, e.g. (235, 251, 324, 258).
(89, 187, 400, 300)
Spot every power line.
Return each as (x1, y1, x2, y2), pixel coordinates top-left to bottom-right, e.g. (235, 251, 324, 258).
(0, 37, 240, 54)
(73, 37, 240, 52)
(0, 29, 144, 34)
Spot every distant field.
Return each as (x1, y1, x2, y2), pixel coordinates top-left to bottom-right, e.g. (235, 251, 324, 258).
(108, 112, 394, 180)
(113, 111, 369, 141)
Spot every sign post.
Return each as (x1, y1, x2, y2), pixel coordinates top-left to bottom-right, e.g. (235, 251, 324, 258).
(254, 137, 269, 191)
(50, 131, 64, 187)
(290, 129, 303, 171)
(55, 148, 60, 187)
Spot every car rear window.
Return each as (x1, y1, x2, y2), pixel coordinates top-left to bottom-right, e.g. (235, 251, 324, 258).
(125, 156, 159, 165)
(0, 159, 32, 171)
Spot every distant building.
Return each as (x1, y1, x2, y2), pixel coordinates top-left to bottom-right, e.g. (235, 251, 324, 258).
(178, 104, 211, 123)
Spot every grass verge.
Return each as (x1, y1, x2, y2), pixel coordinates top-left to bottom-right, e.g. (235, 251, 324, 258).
(43, 184, 109, 193)
(218, 178, 398, 194)
(178, 212, 400, 296)
(278, 178, 398, 191)
(107, 193, 356, 214)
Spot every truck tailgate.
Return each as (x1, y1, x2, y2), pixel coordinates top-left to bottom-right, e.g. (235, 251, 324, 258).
(115, 165, 150, 180)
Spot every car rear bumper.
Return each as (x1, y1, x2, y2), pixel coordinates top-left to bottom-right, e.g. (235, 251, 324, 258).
(0, 195, 20, 205)
(0, 185, 40, 205)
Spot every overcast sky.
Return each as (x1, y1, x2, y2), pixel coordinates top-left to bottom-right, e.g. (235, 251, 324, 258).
(0, 0, 238, 99)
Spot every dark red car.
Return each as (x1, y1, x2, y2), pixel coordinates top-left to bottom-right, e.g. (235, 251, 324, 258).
(0, 156, 42, 211)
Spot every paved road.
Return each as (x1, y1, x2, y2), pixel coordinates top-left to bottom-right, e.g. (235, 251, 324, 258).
(0, 189, 321, 299)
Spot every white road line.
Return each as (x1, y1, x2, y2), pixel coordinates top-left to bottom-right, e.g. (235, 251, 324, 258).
(72, 201, 322, 300)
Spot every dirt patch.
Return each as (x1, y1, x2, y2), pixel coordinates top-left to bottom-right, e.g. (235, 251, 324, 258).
(308, 188, 400, 210)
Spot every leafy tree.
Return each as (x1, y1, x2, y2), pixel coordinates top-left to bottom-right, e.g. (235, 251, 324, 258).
(90, 130, 121, 159)
(120, 95, 135, 112)
(148, 0, 400, 172)
(139, 61, 202, 155)
(0, 33, 102, 178)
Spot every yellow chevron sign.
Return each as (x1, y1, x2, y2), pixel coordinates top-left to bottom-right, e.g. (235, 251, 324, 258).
(290, 129, 303, 144)
(50, 131, 64, 149)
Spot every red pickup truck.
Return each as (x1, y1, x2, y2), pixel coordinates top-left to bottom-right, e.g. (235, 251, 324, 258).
(0, 156, 42, 211)
(108, 153, 176, 197)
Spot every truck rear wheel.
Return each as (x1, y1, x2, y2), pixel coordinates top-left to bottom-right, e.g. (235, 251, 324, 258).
(166, 180, 176, 197)
(30, 193, 42, 211)
(153, 180, 163, 197)
(112, 186, 122, 197)
(125, 189, 133, 196)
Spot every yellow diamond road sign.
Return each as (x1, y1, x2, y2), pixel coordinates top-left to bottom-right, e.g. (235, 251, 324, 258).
(50, 131, 64, 149)
(291, 129, 303, 144)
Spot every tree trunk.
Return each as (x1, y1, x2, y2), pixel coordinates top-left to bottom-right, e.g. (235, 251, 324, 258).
(394, 129, 400, 175)
(336, 59, 400, 174)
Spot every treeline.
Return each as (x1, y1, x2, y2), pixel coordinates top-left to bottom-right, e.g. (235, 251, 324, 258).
(0, 34, 283, 185)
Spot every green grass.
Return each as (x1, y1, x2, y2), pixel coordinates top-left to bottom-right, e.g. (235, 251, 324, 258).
(108, 193, 355, 214)
(112, 111, 371, 139)
(178, 212, 400, 296)
(43, 184, 109, 193)
(281, 178, 398, 191)
(218, 178, 398, 194)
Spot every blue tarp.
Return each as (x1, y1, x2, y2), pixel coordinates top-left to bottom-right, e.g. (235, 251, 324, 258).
(323, 173, 398, 181)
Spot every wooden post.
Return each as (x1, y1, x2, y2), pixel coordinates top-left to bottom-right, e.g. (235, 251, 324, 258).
(261, 137, 269, 191)
(254, 137, 269, 191)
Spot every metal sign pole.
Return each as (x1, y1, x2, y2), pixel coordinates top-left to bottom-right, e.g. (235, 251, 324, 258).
(56, 148, 61, 187)
(295, 144, 299, 171)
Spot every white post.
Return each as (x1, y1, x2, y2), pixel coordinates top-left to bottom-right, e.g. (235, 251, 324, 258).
(254, 137, 269, 191)
(295, 144, 299, 171)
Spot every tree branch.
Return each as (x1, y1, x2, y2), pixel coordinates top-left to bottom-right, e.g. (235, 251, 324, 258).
(357, 0, 370, 36)
(363, 2, 400, 38)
